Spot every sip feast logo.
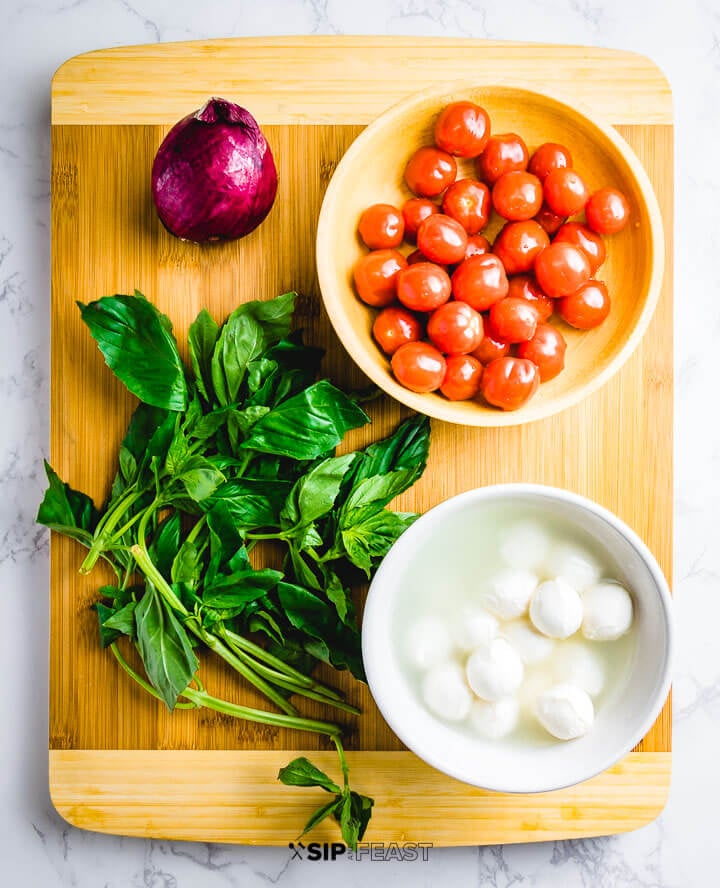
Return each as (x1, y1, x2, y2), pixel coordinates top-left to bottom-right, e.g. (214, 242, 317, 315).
(288, 841, 433, 861)
(288, 842, 346, 861)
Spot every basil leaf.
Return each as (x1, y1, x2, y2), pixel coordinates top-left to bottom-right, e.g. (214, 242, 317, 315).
(188, 308, 219, 401)
(134, 584, 198, 711)
(78, 294, 187, 411)
(174, 456, 225, 502)
(171, 538, 202, 589)
(277, 757, 341, 793)
(37, 462, 99, 541)
(352, 414, 430, 484)
(287, 543, 322, 591)
(93, 602, 121, 648)
(205, 479, 292, 529)
(102, 600, 137, 637)
(212, 313, 264, 405)
(241, 380, 369, 460)
(149, 512, 181, 579)
(341, 510, 418, 577)
(343, 469, 416, 513)
(300, 797, 343, 837)
(338, 791, 374, 849)
(323, 568, 353, 624)
(280, 454, 357, 529)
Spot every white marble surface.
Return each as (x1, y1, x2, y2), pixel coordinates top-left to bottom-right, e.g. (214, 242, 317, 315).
(0, 0, 717, 884)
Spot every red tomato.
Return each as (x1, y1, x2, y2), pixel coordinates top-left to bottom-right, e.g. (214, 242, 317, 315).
(534, 242, 591, 299)
(535, 203, 566, 235)
(405, 146, 457, 197)
(488, 297, 540, 343)
(464, 234, 491, 259)
(402, 198, 439, 243)
(507, 275, 554, 321)
(353, 249, 407, 307)
(585, 188, 630, 234)
(442, 179, 491, 234)
(472, 333, 511, 364)
(427, 301, 484, 355)
(372, 306, 424, 355)
(476, 133, 529, 185)
(440, 354, 484, 400)
(493, 220, 549, 275)
(528, 143, 572, 181)
(391, 341, 446, 392)
(492, 171, 543, 221)
(554, 222, 606, 273)
(434, 101, 491, 158)
(417, 214, 468, 265)
(517, 323, 567, 381)
(557, 280, 610, 329)
(358, 203, 404, 249)
(481, 357, 540, 411)
(396, 262, 452, 312)
(452, 254, 509, 311)
(543, 168, 589, 217)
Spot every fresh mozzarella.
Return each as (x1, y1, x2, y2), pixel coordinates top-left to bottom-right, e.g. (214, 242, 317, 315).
(480, 568, 538, 619)
(421, 662, 473, 721)
(553, 641, 606, 697)
(544, 542, 601, 591)
(529, 578, 583, 639)
(582, 581, 634, 641)
(466, 638, 524, 701)
(499, 521, 551, 572)
(502, 619, 555, 665)
(452, 606, 499, 653)
(535, 683, 595, 740)
(468, 697, 520, 739)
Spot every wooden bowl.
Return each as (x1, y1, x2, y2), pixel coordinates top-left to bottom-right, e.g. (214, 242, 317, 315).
(316, 82, 664, 426)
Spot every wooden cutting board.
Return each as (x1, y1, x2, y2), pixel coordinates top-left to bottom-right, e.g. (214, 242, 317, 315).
(49, 36, 673, 845)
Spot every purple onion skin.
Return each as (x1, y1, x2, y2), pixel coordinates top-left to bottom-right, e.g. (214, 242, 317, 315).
(151, 98, 278, 243)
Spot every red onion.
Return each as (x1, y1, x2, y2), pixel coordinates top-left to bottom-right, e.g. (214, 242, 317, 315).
(151, 98, 278, 243)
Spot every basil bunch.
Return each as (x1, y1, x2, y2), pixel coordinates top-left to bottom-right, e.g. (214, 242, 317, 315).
(38, 291, 430, 848)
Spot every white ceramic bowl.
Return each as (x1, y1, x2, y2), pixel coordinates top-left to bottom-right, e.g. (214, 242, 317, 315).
(361, 484, 673, 793)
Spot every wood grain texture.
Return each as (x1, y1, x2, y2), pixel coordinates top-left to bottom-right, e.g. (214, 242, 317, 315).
(50, 36, 673, 126)
(50, 750, 671, 845)
(49, 38, 672, 843)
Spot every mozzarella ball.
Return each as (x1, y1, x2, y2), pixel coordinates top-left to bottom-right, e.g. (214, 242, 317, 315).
(553, 641, 606, 697)
(518, 671, 554, 713)
(582, 581, 634, 641)
(544, 542, 601, 591)
(499, 521, 551, 572)
(468, 697, 520, 740)
(452, 606, 499, 653)
(529, 578, 583, 639)
(421, 662, 473, 721)
(466, 638, 524, 701)
(502, 620, 555, 665)
(535, 683, 595, 740)
(404, 616, 452, 670)
(480, 568, 538, 619)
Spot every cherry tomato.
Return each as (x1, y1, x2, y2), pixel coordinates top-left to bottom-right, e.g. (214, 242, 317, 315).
(554, 222, 606, 274)
(585, 188, 630, 234)
(507, 275, 554, 322)
(427, 301, 484, 355)
(493, 220, 549, 275)
(557, 280, 610, 329)
(535, 203, 566, 235)
(492, 171, 543, 221)
(476, 133, 529, 185)
(391, 341, 447, 393)
(517, 323, 567, 381)
(396, 262, 452, 312)
(434, 101, 491, 157)
(440, 354, 484, 400)
(405, 146, 457, 198)
(534, 242, 591, 299)
(528, 142, 572, 181)
(464, 234, 491, 259)
(372, 306, 424, 355)
(358, 203, 404, 249)
(353, 249, 407, 307)
(543, 168, 589, 217)
(442, 179, 491, 234)
(481, 357, 540, 411)
(488, 296, 539, 343)
(402, 198, 439, 243)
(472, 333, 511, 364)
(417, 214, 468, 265)
(452, 254, 509, 311)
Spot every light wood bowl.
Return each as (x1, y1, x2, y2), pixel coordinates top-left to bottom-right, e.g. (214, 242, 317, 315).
(316, 82, 664, 426)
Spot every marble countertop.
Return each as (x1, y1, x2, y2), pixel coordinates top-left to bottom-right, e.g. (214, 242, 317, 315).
(1, 0, 716, 885)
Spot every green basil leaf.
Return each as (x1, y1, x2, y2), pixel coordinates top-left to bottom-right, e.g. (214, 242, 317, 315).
(188, 308, 219, 401)
(323, 568, 353, 625)
(277, 757, 341, 793)
(280, 453, 357, 529)
(338, 791, 374, 849)
(301, 796, 343, 838)
(286, 544, 322, 591)
(150, 512, 181, 579)
(78, 294, 187, 411)
(352, 414, 430, 484)
(93, 602, 121, 648)
(213, 312, 264, 405)
(341, 510, 418, 577)
(174, 456, 225, 502)
(102, 600, 137, 637)
(37, 462, 100, 539)
(134, 584, 198, 711)
(171, 538, 202, 589)
(240, 380, 369, 460)
(296, 524, 323, 550)
(164, 429, 190, 476)
(343, 469, 416, 513)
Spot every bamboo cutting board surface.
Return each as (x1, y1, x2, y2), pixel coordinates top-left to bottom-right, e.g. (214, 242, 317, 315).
(49, 37, 673, 845)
